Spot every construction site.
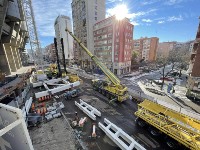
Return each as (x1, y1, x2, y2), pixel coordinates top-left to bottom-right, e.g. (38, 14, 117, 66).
(1, 0, 200, 150)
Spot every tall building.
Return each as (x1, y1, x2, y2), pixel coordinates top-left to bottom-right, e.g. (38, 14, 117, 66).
(0, 0, 28, 75)
(187, 19, 200, 92)
(93, 16, 133, 75)
(133, 37, 159, 62)
(71, 0, 105, 69)
(157, 42, 176, 58)
(54, 15, 74, 64)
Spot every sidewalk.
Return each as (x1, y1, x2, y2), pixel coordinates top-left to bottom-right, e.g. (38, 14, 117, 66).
(138, 81, 200, 114)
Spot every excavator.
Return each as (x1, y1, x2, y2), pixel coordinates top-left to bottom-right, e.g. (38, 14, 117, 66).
(65, 28, 129, 102)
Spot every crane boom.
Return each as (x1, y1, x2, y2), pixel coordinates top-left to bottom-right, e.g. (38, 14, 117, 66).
(65, 28, 120, 86)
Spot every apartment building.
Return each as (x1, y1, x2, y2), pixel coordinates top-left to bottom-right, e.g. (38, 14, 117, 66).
(71, 0, 105, 69)
(157, 42, 176, 58)
(187, 19, 200, 92)
(44, 43, 56, 63)
(133, 37, 159, 62)
(93, 15, 133, 75)
(0, 0, 28, 75)
(54, 15, 74, 64)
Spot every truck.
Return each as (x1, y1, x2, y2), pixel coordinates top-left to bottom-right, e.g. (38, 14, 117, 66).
(65, 28, 129, 102)
(135, 99, 200, 149)
(66, 28, 200, 149)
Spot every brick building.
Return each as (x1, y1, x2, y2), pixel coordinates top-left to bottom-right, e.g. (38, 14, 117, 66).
(93, 15, 133, 75)
(44, 43, 56, 63)
(133, 37, 159, 62)
(187, 19, 200, 92)
(157, 42, 176, 58)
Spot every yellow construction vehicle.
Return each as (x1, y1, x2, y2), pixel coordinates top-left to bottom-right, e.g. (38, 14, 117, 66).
(45, 64, 82, 83)
(65, 28, 129, 102)
(135, 99, 200, 149)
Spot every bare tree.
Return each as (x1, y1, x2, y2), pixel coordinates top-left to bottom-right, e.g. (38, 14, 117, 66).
(156, 45, 190, 90)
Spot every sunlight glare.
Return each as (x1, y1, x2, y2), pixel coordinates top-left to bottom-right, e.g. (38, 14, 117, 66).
(114, 4, 128, 20)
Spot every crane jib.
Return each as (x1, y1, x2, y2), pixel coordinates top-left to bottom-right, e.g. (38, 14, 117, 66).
(65, 28, 121, 86)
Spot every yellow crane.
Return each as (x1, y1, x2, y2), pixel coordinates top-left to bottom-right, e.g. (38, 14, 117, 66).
(66, 28, 200, 149)
(135, 100, 200, 149)
(65, 28, 129, 102)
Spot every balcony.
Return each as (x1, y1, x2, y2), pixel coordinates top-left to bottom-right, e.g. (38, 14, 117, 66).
(2, 22, 11, 35)
(6, 0, 21, 22)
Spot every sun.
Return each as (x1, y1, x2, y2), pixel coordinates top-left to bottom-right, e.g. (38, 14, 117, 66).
(114, 4, 128, 20)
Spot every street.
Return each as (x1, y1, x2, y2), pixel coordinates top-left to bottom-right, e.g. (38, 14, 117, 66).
(60, 76, 188, 150)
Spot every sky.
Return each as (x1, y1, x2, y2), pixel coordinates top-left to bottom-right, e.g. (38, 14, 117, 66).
(31, 0, 200, 48)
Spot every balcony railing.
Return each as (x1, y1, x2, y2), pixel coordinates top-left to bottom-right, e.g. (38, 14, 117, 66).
(2, 22, 11, 35)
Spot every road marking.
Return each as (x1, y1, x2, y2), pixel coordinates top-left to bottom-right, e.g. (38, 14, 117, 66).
(0, 137, 12, 150)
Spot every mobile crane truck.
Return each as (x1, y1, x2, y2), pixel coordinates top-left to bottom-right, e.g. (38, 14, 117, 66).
(65, 28, 200, 149)
(65, 28, 129, 102)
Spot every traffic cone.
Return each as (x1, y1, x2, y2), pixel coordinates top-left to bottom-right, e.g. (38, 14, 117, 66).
(40, 107, 44, 114)
(37, 109, 40, 114)
(92, 124, 96, 138)
(43, 107, 47, 114)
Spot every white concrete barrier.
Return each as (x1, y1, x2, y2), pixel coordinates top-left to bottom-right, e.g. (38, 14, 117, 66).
(43, 83, 49, 90)
(99, 118, 146, 150)
(22, 97, 33, 119)
(75, 99, 101, 120)
(35, 81, 80, 98)
(33, 78, 69, 88)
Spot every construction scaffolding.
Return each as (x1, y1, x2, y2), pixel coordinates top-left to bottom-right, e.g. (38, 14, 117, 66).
(23, 0, 42, 65)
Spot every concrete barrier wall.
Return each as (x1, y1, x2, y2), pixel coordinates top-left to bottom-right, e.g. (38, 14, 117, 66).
(99, 118, 146, 150)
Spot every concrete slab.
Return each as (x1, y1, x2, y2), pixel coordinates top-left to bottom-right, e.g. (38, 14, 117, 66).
(29, 118, 77, 150)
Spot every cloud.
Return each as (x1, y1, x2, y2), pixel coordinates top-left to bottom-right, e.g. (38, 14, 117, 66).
(32, 0, 72, 37)
(158, 21, 165, 24)
(142, 19, 153, 22)
(167, 15, 183, 21)
(164, 0, 183, 5)
(106, 0, 122, 3)
(131, 21, 139, 26)
(141, 0, 160, 5)
(127, 9, 157, 19)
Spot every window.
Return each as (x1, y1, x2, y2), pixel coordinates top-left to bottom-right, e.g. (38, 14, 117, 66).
(95, 11, 97, 15)
(108, 33, 112, 38)
(95, 6, 97, 10)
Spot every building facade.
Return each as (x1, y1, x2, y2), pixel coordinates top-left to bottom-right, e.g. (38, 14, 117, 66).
(44, 43, 56, 63)
(0, 0, 28, 75)
(187, 19, 200, 92)
(71, 0, 105, 69)
(157, 42, 176, 58)
(54, 15, 74, 64)
(133, 37, 159, 62)
(93, 16, 133, 75)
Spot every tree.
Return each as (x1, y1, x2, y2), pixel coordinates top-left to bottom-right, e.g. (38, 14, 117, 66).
(156, 46, 190, 90)
(131, 51, 139, 70)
